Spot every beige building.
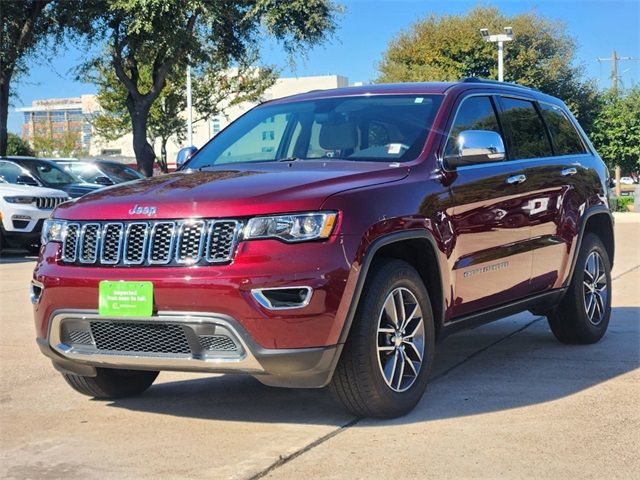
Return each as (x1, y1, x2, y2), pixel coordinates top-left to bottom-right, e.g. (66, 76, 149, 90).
(17, 75, 349, 167)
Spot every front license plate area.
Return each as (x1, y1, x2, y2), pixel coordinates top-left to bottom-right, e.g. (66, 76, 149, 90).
(98, 281, 153, 317)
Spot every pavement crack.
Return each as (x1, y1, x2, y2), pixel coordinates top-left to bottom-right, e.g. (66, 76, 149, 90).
(431, 317, 543, 383)
(248, 418, 361, 480)
(612, 264, 639, 281)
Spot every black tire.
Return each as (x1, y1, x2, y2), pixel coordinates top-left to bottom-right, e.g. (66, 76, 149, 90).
(62, 368, 159, 399)
(547, 233, 612, 344)
(330, 259, 435, 418)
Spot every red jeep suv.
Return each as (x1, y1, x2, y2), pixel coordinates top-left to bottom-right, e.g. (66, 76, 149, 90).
(33, 79, 614, 418)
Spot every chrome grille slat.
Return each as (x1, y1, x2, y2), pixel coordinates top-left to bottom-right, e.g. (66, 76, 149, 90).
(175, 220, 205, 264)
(124, 222, 149, 265)
(36, 196, 66, 209)
(206, 220, 240, 263)
(60, 219, 240, 267)
(149, 222, 176, 264)
(79, 223, 101, 264)
(100, 223, 124, 264)
(62, 223, 80, 262)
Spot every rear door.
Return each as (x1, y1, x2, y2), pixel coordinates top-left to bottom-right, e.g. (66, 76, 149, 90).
(526, 102, 593, 291)
(443, 94, 541, 318)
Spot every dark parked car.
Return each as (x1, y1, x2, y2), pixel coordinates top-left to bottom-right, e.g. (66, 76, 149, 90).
(34, 79, 613, 418)
(0, 157, 101, 198)
(53, 159, 144, 186)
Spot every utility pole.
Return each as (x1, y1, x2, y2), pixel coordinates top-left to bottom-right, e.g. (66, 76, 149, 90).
(596, 50, 639, 93)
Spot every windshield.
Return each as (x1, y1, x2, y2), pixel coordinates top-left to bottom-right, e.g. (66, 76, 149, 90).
(186, 94, 443, 168)
(22, 160, 80, 187)
(99, 163, 144, 182)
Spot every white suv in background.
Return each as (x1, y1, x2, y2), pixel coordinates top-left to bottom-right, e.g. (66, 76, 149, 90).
(0, 178, 69, 254)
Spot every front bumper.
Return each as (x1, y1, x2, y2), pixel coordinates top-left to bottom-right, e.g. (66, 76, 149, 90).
(37, 309, 341, 388)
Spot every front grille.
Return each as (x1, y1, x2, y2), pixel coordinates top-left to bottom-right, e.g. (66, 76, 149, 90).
(36, 197, 66, 209)
(90, 321, 191, 354)
(61, 219, 240, 267)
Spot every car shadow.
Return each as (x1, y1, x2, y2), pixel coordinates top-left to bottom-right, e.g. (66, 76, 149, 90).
(106, 307, 639, 425)
(0, 249, 38, 264)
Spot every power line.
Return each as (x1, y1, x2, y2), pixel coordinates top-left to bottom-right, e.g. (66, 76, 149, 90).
(596, 49, 640, 92)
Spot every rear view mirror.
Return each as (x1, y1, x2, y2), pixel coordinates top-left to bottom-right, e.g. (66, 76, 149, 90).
(16, 175, 39, 186)
(95, 176, 114, 186)
(176, 146, 198, 168)
(445, 130, 506, 168)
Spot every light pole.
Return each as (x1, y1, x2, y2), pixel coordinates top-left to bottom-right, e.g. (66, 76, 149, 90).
(186, 62, 193, 146)
(480, 27, 514, 82)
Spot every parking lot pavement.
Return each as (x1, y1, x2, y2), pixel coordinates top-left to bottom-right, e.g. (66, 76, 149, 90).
(1, 215, 638, 480)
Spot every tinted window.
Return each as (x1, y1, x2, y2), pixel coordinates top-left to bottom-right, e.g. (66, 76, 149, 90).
(21, 160, 78, 187)
(445, 96, 502, 158)
(500, 98, 552, 159)
(0, 161, 27, 183)
(187, 95, 443, 167)
(540, 104, 586, 156)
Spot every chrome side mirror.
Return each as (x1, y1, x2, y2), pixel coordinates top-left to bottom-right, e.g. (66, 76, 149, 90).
(445, 130, 506, 168)
(176, 146, 198, 168)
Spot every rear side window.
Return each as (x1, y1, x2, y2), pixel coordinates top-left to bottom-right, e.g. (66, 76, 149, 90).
(500, 97, 552, 160)
(445, 96, 502, 158)
(540, 104, 587, 156)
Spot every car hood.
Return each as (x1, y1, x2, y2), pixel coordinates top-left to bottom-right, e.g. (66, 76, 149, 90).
(54, 161, 409, 220)
(0, 184, 69, 197)
(59, 183, 103, 198)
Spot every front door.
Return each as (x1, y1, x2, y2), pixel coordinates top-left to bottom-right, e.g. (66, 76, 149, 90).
(442, 94, 556, 318)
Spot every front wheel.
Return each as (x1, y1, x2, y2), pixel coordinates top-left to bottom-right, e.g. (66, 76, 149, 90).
(63, 368, 159, 399)
(330, 259, 435, 418)
(547, 233, 612, 344)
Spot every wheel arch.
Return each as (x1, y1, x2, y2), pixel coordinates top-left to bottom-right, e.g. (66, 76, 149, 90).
(338, 230, 446, 344)
(565, 206, 615, 287)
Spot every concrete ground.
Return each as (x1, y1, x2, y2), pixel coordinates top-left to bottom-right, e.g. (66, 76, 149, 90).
(1, 214, 638, 480)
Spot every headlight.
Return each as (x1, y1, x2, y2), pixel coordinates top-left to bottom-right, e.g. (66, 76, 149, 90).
(3, 196, 34, 204)
(41, 219, 68, 245)
(244, 212, 337, 242)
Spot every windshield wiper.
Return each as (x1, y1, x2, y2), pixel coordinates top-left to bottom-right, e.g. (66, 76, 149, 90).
(277, 156, 304, 162)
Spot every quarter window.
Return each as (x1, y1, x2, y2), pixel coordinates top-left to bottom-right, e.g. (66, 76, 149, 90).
(445, 96, 502, 159)
(540, 104, 586, 156)
(500, 98, 552, 160)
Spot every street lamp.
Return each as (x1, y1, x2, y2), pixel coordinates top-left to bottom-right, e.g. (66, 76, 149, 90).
(480, 27, 514, 82)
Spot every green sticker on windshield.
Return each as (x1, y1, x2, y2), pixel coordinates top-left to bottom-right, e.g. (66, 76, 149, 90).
(99, 281, 153, 317)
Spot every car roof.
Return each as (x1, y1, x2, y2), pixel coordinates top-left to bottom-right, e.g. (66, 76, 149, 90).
(265, 79, 561, 106)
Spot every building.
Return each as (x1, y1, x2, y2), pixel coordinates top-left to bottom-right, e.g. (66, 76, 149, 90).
(17, 95, 99, 153)
(17, 74, 350, 167)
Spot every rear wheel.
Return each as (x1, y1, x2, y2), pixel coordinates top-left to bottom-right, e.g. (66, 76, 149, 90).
(547, 233, 612, 344)
(62, 368, 158, 399)
(330, 259, 435, 418)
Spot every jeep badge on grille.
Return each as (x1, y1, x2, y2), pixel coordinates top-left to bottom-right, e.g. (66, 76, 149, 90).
(128, 204, 157, 216)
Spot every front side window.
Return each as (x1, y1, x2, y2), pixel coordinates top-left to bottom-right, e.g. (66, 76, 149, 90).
(444, 96, 502, 159)
(185, 95, 443, 168)
(23, 161, 78, 187)
(500, 97, 552, 160)
(539, 104, 586, 156)
(0, 161, 27, 183)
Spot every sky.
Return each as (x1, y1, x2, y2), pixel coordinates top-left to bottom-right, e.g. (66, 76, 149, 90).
(7, 0, 640, 134)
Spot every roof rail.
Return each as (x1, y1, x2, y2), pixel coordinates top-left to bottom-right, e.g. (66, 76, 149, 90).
(460, 77, 540, 92)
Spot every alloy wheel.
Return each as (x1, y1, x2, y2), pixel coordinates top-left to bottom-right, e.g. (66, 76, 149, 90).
(583, 251, 608, 326)
(376, 287, 425, 392)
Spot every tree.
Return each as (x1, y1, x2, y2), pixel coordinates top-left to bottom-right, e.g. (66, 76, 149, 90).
(5, 133, 35, 156)
(86, 53, 277, 172)
(590, 87, 640, 179)
(81, 0, 338, 176)
(0, 1, 53, 156)
(377, 6, 600, 130)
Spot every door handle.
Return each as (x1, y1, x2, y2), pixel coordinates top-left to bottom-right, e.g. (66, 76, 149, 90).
(506, 174, 527, 185)
(561, 167, 577, 177)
